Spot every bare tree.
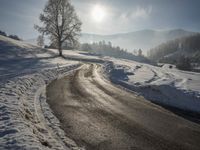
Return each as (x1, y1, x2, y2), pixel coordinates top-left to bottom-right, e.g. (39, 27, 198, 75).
(138, 49, 143, 56)
(133, 49, 137, 55)
(37, 35, 44, 47)
(35, 0, 82, 56)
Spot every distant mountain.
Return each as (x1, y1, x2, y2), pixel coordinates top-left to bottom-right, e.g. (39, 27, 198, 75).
(80, 29, 197, 54)
(25, 29, 197, 54)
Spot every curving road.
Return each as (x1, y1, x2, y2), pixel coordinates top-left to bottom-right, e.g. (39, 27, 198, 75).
(47, 64, 200, 150)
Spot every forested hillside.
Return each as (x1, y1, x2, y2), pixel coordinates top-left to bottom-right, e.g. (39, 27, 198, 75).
(148, 34, 200, 64)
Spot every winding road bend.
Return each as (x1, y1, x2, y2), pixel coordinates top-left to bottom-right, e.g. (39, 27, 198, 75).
(47, 64, 200, 150)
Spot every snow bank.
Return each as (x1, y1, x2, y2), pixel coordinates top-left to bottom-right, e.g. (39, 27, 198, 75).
(104, 59, 200, 113)
(0, 64, 84, 150)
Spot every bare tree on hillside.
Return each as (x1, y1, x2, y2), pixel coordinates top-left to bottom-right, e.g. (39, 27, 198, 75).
(35, 0, 82, 56)
(37, 35, 44, 47)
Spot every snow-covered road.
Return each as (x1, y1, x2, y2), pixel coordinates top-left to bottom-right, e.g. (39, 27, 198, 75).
(47, 64, 200, 150)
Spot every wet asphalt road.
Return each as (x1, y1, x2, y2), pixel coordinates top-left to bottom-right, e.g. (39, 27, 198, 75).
(47, 64, 200, 150)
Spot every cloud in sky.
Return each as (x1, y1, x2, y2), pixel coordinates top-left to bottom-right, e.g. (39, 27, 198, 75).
(133, 6, 152, 19)
(120, 5, 152, 22)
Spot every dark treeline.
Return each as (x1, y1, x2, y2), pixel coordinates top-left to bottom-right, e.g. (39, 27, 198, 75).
(147, 34, 200, 71)
(148, 34, 200, 63)
(80, 41, 150, 63)
(0, 30, 21, 41)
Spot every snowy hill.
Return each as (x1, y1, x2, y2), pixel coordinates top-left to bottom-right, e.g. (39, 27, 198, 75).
(0, 35, 55, 78)
(0, 35, 56, 59)
(0, 35, 103, 81)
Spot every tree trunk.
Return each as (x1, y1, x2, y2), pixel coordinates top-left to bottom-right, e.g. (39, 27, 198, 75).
(59, 49, 62, 56)
(58, 42, 62, 57)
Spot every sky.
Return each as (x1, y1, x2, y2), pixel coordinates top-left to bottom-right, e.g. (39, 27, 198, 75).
(0, 0, 200, 39)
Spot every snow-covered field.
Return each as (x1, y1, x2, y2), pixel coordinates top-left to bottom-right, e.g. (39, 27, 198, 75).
(104, 58, 200, 113)
(0, 35, 102, 84)
(0, 35, 88, 149)
(1, 35, 200, 149)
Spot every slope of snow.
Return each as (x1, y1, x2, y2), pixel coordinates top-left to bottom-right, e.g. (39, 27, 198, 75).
(0, 36, 100, 149)
(0, 35, 103, 83)
(0, 64, 86, 150)
(104, 58, 200, 113)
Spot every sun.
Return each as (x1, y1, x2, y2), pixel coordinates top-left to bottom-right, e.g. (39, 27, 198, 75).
(91, 5, 106, 23)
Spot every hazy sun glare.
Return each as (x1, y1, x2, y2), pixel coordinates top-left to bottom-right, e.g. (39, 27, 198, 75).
(91, 5, 106, 23)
